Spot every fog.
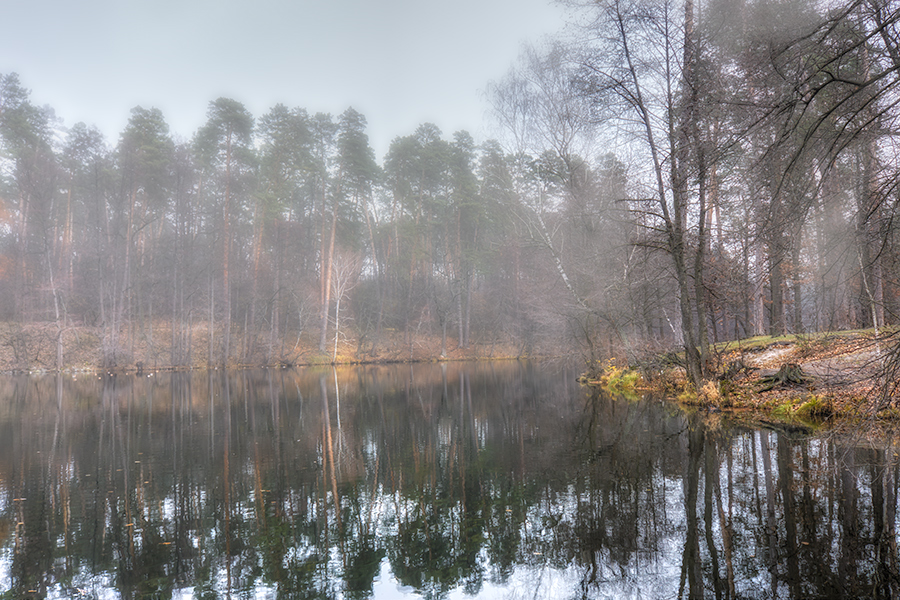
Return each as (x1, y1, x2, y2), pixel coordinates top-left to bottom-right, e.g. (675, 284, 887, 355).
(0, 0, 898, 383)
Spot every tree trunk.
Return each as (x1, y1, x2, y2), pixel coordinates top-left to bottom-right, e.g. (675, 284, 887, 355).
(269, 220, 282, 363)
(14, 189, 30, 321)
(362, 195, 383, 351)
(769, 247, 785, 336)
(693, 144, 710, 376)
(208, 274, 215, 369)
(247, 196, 265, 361)
(221, 129, 233, 367)
(792, 232, 804, 333)
(319, 195, 338, 352)
(753, 243, 766, 336)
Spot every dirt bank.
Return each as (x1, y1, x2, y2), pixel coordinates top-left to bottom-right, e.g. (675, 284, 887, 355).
(691, 331, 896, 418)
(0, 321, 537, 373)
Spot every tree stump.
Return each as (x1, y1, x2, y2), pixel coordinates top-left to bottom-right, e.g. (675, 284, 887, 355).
(757, 362, 810, 392)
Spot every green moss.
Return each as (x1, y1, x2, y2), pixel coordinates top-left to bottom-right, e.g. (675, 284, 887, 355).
(771, 401, 795, 418)
(794, 395, 833, 419)
(764, 395, 835, 426)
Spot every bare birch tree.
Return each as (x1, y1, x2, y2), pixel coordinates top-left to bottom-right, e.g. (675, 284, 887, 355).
(572, 0, 713, 387)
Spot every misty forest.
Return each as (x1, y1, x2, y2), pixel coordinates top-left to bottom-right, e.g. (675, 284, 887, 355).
(12, 1, 900, 598)
(3, 0, 900, 388)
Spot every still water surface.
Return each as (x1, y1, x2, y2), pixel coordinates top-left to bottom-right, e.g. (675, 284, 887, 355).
(0, 362, 898, 599)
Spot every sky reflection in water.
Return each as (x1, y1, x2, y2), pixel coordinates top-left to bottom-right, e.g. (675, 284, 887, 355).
(0, 363, 898, 599)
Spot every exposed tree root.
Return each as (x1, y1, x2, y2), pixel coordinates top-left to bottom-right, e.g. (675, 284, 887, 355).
(757, 362, 811, 392)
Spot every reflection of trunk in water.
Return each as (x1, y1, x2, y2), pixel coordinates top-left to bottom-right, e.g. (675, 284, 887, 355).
(321, 373, 343, 545)
(750, 430, 762, 541)
(838, 447, 859, 591)
(797, 442, 831, 593)
(679, 418, 703, 600)
(172, 373, 192, 584)
(94, 378, 111, 570)
(760, 431, 778, 596)
(457, 369, 467, 511)
(333, 367, 343, 457)
(871, 449, 899, 597)
(116, 378, 138, 571)
(714, 439, 736, 598)
(776, 433, 800, 597)
(704, 432, 723, 600)
(51, 374, 73, 576)
(252, 395, 264, 532)
(223, 373, 233, 597)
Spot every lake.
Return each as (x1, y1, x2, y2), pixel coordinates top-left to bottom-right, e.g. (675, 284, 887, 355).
(0, 361, 898, 599)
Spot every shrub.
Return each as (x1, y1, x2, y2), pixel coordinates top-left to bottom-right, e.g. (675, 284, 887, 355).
(698, 380, 721, 406)
(677, 388, 699, 404)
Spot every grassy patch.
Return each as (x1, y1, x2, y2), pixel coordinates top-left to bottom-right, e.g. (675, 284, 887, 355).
(675, 380, 729, 407)
(771, 400, 795, 418)
(582, 360, 644, 398)
(714, 334, 797, 354)
(765, 395, 835, 425)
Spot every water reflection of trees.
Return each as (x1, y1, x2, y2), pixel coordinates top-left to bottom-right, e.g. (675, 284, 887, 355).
(0, 366, 899, 598)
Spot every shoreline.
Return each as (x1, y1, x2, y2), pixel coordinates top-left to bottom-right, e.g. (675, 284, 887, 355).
(0, 321, 567, 375)
(0, 353, 555, 377)
(586, 329, 900, 425)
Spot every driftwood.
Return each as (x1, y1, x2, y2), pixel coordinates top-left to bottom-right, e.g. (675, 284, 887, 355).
(757, 362, 811, 392)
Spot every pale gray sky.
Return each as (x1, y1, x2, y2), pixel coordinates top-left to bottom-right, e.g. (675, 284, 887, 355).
(2, 0, 567, 158)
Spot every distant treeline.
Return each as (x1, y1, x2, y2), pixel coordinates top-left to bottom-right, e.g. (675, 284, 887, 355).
(1, 0, 899, 377)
